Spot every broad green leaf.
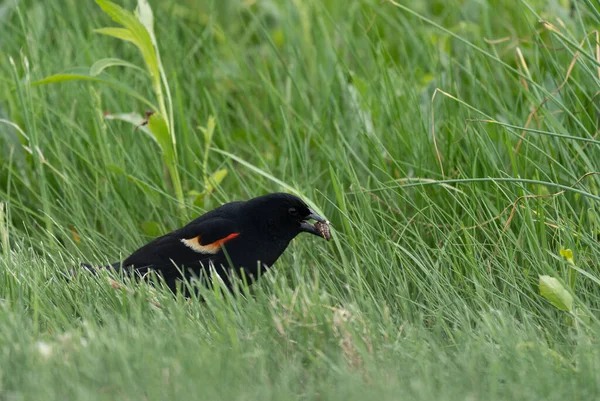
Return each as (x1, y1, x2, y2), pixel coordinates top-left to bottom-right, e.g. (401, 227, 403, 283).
(30, 67, 155, 110)
(205, 169, 228, 193)
(136, 0, 157, 47)
(96, 0, 140, 30)
(104, 112, 157, 145)
(89, 57, 146, 76)
(95, 0, 160, 85)
(31, 72, 101, 85)
(147, 112, 173, 161)
(539, 275, 573, 312)
(94, 27, 136, 44)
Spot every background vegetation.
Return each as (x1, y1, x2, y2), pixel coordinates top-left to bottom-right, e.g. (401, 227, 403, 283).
(1, 0, 600, 399)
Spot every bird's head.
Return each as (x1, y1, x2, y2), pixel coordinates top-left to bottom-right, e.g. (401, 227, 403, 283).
(243, 193, 331, 241)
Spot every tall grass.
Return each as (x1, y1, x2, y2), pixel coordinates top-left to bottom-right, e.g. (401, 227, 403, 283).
(1, 0, 600, 399)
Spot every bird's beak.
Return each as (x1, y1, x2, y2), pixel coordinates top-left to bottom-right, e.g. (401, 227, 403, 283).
(307, 209, 326, 224)
(299, 209, 331, 240)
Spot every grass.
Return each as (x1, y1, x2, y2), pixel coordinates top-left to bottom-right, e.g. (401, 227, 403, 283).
(1, 0, 600, 399)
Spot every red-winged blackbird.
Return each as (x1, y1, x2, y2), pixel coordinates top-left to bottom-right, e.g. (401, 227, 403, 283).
(82, 193, 331, 292)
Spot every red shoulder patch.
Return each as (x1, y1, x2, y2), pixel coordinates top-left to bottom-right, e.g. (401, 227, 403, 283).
(181, 233, 240, 254)
(210, 233, 240, 247)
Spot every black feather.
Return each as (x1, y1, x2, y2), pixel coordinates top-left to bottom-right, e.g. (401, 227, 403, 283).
(81, 193, 329, 293)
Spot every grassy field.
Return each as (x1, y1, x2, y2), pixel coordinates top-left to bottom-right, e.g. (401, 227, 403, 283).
(1, 0, 600, 399)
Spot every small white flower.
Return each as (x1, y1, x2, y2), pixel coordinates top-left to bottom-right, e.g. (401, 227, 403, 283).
(36, 341, 53, 359)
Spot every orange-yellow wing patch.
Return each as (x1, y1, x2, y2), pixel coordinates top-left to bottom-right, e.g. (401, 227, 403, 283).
(181, 233, 240, 254)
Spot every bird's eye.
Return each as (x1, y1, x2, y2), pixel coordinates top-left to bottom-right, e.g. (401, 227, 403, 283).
(288, 207, 299, 216)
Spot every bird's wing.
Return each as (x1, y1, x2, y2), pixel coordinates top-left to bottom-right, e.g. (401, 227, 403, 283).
(123, 217, 241, 271)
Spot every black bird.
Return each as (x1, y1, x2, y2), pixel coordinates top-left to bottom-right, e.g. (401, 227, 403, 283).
(82, 193, 331, 292)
